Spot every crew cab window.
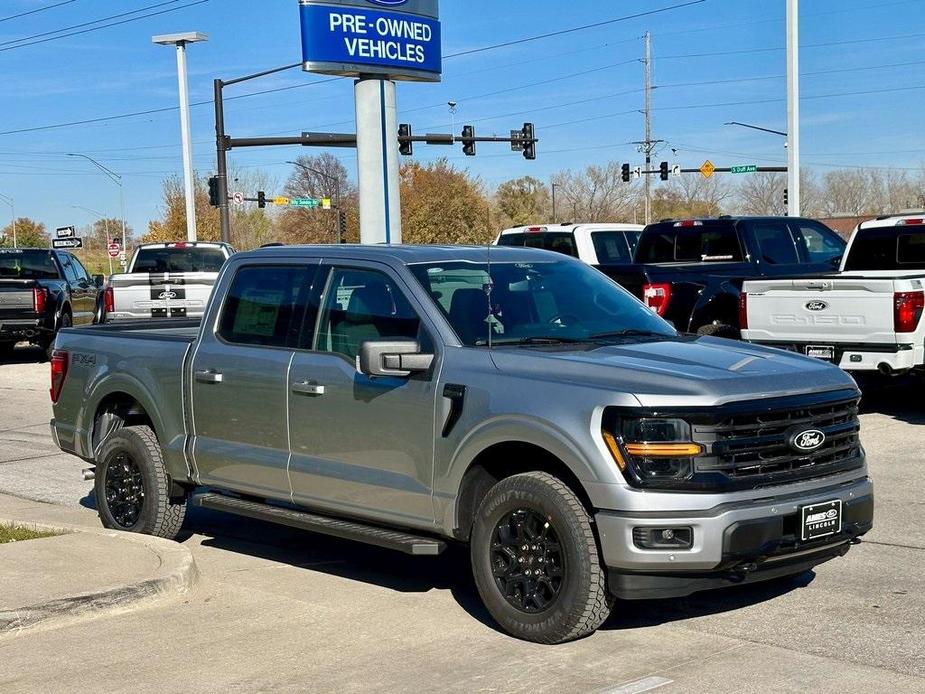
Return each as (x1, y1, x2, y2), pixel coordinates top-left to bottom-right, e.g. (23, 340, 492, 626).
(751, 221, 799, 264)
(498, 233, 578, 258)
(0, 250, 60, 279)
(133, 246, 226, 273)
(591, 231, 634, 263)
(59, 255, 80, 284)
(792, 223, 845, 264)
(68, 255, 91, 283)
(314, 268, 421, 360)
(898, 233, 925, 266)
(844, 228, 925, 270)
(218, 266, 310, 348)
(638, 225, 743, 263)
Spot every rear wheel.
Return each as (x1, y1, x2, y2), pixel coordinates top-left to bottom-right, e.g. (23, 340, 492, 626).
(95, 425, 187, 540)
(470, 472, 613, 644)
(43, 311, 71, 360)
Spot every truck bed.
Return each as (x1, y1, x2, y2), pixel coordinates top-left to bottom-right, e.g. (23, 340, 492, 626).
(65, 318, 201, 343)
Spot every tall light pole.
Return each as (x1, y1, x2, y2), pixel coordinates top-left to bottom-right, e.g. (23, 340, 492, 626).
(72, 204, 112, 275)
(0, 194, 14, 248)
(787, 0, 801, 217)
(154, 32, 208, 243)
(287, 160, 344, 243)
(66, 153, 126, 262)
(551, 182, 558, 224)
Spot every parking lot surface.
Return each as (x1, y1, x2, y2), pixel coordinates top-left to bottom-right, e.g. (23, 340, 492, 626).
(0, 348, 923, 693)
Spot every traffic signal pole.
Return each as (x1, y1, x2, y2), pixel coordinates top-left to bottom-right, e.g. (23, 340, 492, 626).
(214, 78, 232, 244)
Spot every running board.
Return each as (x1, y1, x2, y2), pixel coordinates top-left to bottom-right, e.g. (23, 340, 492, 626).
(192, 493, 446, 556)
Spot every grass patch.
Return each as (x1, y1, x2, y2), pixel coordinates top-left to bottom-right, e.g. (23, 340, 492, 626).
(0, 523, 62, 545)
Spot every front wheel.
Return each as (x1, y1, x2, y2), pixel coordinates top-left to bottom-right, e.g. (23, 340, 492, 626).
(95, 425, 187, 540)
(470, 472, 613, 644)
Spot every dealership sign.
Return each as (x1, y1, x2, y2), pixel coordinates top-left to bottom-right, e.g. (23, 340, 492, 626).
(299, 0, 441, 82)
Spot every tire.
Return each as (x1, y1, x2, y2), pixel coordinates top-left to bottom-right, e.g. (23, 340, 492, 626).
(470, 471, 613, 644)
(697, 322, 740, 339)
(44, 311, 71, 361)
(95, 425, 187, 540)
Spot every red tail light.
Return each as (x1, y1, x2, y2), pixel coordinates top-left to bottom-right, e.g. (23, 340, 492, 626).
(33, 287, 47, 314)
(643, 283, 672, 317)
(103, 286, 114, 314)
(894, 291, 924, 333)
(738, 292, 748, 330)
(50, 350, 69, 404)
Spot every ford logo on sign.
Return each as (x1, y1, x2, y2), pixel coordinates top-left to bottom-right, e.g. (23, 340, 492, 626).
(806, 300, 828, 311)
(790, 429, 826, 453)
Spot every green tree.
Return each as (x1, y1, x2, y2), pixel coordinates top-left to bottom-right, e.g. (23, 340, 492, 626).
(494, 176, 550, 227)
(400, 159, 493, 245)
(0, 218, 49, 248)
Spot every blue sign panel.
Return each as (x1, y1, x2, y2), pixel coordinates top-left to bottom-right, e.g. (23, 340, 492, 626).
(300, 2, 442, 82)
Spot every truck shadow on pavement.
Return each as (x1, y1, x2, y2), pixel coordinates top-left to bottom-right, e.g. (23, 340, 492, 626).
(856, 374, 925, 425)
(0, 345, 46, 365)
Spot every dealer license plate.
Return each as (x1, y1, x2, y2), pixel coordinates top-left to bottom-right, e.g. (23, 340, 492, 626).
(805, 345, 835, 361)
(801, 500, 842, 541)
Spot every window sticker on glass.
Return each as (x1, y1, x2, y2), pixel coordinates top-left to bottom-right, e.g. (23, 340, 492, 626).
(232, 289, 285, 337)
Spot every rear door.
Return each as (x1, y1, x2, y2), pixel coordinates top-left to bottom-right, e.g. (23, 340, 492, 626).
(62, 254, 96, 325)
(286, 262, 439, 526)
(190, 261, 319, 499)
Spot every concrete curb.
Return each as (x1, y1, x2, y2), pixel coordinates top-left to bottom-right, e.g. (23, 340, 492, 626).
(0, 519, 199, 636)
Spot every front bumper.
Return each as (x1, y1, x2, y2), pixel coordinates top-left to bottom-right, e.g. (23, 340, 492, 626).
(596, 476, 873, 600)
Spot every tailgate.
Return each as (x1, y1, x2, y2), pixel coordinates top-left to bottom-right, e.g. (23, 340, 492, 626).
(110, 273, 216, 319)
(0, 281, 38, 318)
(744, 278, 897, 344)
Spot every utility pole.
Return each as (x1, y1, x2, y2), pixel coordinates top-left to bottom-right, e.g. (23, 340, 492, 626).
(787, 0, 801, 217)
(551, 182, 558, 223)
(643, 31, 653, 225)
(0, 194, 14, 248)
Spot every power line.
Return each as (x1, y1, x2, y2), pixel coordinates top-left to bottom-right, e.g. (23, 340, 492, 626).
(661, 31, 925, 60)
(443, 0, 706, 59)
(0, 0, 78, 23)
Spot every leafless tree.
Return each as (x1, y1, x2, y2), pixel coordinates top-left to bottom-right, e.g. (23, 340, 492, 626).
(553, 163, 641, 223)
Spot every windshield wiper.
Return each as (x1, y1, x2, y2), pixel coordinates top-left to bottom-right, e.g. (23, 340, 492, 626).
(588, 329, 674, 340)
(476, 335, 587, 346)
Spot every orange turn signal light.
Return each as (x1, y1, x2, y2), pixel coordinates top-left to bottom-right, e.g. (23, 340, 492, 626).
(602, 430, 626, 470)
(624, 442, 703, 457)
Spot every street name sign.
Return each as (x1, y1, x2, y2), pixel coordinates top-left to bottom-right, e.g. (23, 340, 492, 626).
(291, 198, 322, 208)
(53, 238, 83, 250)
(700, 160, 716, 179)
(56, 226, 76, 239)
(300, 0, 442, 82)
(731, 164, 758, 174)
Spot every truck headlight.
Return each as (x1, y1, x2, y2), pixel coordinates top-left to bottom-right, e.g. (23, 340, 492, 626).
(603, 418, 702, 482)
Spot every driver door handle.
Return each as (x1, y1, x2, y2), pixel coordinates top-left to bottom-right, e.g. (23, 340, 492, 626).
(291, 381, 325, 396)
(195, 369, 224, 384)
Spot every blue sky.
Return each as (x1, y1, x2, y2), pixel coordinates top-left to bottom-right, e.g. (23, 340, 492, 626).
(1, 0, 924, 236)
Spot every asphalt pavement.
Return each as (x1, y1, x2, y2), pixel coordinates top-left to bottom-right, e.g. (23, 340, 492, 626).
(0, 346, 923, 693)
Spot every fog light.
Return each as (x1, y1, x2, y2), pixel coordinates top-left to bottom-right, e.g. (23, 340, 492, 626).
(633, 526, 693, 550)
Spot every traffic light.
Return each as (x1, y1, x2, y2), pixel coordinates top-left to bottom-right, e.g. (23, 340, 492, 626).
(208, 176, 220, 207)
(398, 123, 413, 156)
(257, 191, 267, 209)
(338, 210, 348, 243)
(461, 125, 476, 156)
(659, 161, 669, 181)
(622, 164, 631, 183)
(784, 187, 789, 206)
(521, 122, 536, 160)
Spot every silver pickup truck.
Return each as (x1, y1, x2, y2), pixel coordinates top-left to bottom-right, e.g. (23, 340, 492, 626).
(49, 245, 873, 644)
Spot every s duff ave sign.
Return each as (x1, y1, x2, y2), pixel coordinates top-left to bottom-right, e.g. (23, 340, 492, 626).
(300, 0, 442, 82)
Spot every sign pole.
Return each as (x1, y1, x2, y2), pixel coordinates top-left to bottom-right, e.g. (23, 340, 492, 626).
(787, 0, 801, 217)
(355, 78, 402, 245)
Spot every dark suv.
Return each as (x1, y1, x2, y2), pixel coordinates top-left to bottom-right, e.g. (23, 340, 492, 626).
(599, 216, 846, 337)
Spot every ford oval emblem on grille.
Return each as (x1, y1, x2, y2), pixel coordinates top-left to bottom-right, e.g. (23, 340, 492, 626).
(790, 429, 826, 452)
(806, 300, 828, 311)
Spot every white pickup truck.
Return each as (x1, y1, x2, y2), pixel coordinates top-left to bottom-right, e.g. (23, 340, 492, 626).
(102, 242, 233, 322)
(496, 223, 643, 265)
(741, 214, 925, 375)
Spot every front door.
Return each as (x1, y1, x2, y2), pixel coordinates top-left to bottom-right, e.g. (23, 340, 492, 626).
(60, 254, 95, 324)
(287, 264, 439, 527)
(191, 262, 317, 499)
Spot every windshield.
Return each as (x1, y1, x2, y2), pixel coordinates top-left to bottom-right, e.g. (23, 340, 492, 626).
(497, 232, 578, 258)
(133, 247, 226, 273)
(0, 249, 59, 280)
(409, 259, 676, 347)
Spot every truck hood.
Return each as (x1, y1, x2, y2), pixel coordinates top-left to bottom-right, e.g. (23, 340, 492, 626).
(487, 336, 857, 407)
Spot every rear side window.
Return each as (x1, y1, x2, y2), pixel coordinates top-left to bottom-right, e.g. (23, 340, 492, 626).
(751, 221, 799, 264)
(0, 250, 59, 280)
(637, 225, 743, 263)
(497, 233, 578, 258)
(218, 266, 313, 348)
(792, 222, 845, 264)
(591, 231, 633, 263)
(842, 229, 925, 271)
(133, 247, 226, 273)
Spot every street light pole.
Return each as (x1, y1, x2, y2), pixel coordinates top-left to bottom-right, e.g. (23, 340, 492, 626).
(287, 160, 343, 243)
(154, 32, 208, 243)
(551, 182, 558, 224)
(786, 0, 801, 217)
(66, 153, 126, 259)
(0, 194, 14, 248)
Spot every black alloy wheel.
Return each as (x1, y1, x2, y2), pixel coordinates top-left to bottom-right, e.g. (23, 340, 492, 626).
(104, 453, 145, 529)
(491, 509, 565, 613)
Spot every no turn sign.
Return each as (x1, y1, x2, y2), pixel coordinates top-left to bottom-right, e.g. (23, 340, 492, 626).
(108, 243, 121, 258)
(232, 191, 245, 206)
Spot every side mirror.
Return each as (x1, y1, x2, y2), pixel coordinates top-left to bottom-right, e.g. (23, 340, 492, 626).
(93, 275, 105, 288)
(358, 340, 434, 378)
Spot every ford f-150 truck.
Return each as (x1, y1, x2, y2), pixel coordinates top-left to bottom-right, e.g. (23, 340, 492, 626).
(598, 217, 846, 337)
(741, 214, 925, 374)
(496, 223, 643, 264)
(102, 242, 233, 322)
(0, 248, 103, 359)
(49, 245, 873, 644)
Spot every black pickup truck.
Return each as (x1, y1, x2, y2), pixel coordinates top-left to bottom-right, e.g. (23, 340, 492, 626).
(0, 248, 104, 358)
(597, 216, 847, 337)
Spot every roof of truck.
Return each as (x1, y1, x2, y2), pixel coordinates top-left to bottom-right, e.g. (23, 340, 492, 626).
(236, 244, 572, 265)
